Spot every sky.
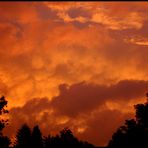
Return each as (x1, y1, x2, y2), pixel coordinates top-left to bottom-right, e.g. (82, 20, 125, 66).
(0, 1, 148, 146)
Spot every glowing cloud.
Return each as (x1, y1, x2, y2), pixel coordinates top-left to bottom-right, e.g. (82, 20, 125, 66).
(0, 2, 148, 146)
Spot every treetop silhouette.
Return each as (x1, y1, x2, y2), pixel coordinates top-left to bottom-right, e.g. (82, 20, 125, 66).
(1, 94, 148, 148)
(108, 94, 148, 148)
(0, 96, 10, 148)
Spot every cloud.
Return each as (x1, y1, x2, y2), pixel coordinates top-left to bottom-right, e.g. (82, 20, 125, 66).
(45, 2, 146, 30)
(4, 79, 148, 145)
(91, 11, 143, 30)
(0, 2, 148, 107)
(124, 36, 148, 46)
(0, 2, 148, 146)
(77, 108, 133, 146)
(51, 80, 148, 117)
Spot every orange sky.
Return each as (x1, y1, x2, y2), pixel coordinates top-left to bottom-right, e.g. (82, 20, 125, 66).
(0, 2, 148, 146)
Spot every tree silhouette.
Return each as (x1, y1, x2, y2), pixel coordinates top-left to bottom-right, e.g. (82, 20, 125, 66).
(0, 96, 10, 148)
(43, 127, 95, 148)
(135, 103, 148, 127)
(15, 126, 88, 148)
(44, 134, 61, 148)
(0, 96, 9, 133)
(15, 124, 32, 148)
(108, 94, 148, 148)
(31, 125, 43, 148)
(59, 127, 79, 148)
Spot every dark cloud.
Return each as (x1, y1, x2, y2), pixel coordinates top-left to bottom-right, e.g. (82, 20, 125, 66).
(71, 21, 90, 29)
(35, 3, 59, 20)
(77, 108, 133, 146)
(51, 80, 148, 117)
(1, 2, 148, 146)
(67, 7, 91, 19)
(4, 79, 148, 145)
(9, 79, 148, 120)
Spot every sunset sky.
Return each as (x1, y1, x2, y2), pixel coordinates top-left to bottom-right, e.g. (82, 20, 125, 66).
(1, 1, 148, 146)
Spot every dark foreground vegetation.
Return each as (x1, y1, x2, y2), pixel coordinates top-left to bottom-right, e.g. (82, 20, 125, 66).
(1, 94, 148, 148)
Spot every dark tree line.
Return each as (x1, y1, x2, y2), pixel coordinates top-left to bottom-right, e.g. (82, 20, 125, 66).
(13, 124, 94, 148)
(0, 96, 94, 148)
(1, 94, 148, 148)
(14, 124, 43, 148)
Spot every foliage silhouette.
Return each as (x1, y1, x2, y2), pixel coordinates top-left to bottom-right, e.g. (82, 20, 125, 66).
(0, 96, 10, 148)
(108, 94, 148, 148)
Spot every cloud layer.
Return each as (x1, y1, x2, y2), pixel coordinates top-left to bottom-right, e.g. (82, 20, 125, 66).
(4, 79, 148, 145)
(0, 2, 148, 146)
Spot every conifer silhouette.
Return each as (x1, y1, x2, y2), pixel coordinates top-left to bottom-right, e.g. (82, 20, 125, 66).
(15, 124, 32, 148)
(32, 125, 43, 148)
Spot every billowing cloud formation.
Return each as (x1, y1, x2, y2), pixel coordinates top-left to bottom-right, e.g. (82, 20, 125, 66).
(45, 2, 148, 30)
(51, 80, 148, 117)
(0, 2, 148, 146)
(4, 79, 148, 145)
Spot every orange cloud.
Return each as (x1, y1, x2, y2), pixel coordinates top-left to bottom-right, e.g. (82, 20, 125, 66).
(0, 2, 148, 146)
(4, 80, 148, 146)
